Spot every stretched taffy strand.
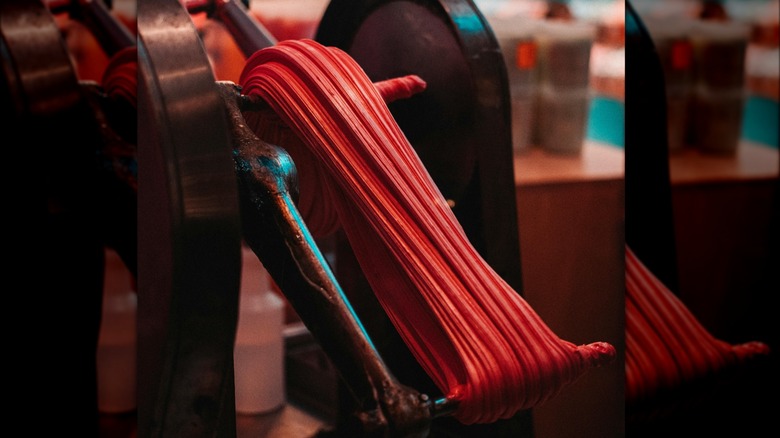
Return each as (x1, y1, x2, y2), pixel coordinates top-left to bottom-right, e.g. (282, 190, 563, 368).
(239, 39, 615, 424)
(101, 46, 138, 109)
(99, 45, 137, 190)
(625, 245, 769, 411)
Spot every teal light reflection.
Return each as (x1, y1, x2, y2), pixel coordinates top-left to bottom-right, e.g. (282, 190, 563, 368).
(280, 192, 380, 354)
(452, 13, 483, 35)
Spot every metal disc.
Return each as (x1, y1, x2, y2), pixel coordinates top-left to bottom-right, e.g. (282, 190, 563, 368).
(137, 0, 241, 435)
(317, 1, 519, 269)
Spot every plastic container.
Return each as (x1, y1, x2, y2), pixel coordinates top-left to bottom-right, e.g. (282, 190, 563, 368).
(534, 19, 596, 154)
(96, 248, 137, 413)
(691, 88, 747, 154)
(689, 19, 750, 154)
(537, 87, 592, 153)
(234, 245, 286, 414)
(488, 16, 539, 155)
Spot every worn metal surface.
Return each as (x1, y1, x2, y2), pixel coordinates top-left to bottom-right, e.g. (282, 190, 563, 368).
(136, 0, 522, 435)
(223, 82, 435, 437)
(1, 0, 83, 117)
(137, 0, 241, 436)
(138, 0, 441, 434)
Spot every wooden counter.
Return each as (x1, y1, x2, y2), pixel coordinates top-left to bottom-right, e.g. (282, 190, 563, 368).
(668, 142, 778, 346)
(669, 141, 779, 185)
(510, 140, 778, 438)
(665, 141, 778, 434)
(514, 140, 624, 184)
(514, 141, 625, 438)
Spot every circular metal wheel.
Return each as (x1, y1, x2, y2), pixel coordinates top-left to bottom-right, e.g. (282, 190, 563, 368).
(317, 0, 519, 267)
(137, 0, 241, 435)
(1, 0, 83, 120)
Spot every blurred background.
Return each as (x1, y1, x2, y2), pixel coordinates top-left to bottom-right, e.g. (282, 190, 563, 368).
(16, 0, 777, 437)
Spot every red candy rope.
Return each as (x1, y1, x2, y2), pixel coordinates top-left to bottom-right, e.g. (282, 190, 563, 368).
(101, 46, 138, 108)
(239, 39, 615, 424)
(625, 245, 769, 409)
